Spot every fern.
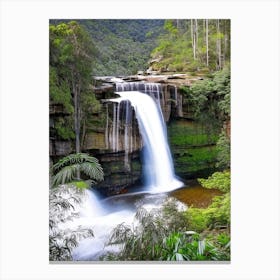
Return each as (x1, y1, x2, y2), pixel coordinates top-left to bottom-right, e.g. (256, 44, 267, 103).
(51, 153, 104, 187)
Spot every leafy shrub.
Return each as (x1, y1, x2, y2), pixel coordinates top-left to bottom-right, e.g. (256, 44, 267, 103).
(185, 208, 208, 232)
(216, 130, 230, 169)
(186, 171, 230, 231)
(185, 192, 230, 232)
(54, 117, 75, 140)
(208, 193, 230, 226)
(198, 170, 230, 193)
(103, 198, 230, 261)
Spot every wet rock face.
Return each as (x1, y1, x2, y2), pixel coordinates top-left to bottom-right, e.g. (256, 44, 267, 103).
(50, 78, 192, 191)
(91, 82, 186, 191)
(49, 140, 73, 156)
(93, 150, 142, 195)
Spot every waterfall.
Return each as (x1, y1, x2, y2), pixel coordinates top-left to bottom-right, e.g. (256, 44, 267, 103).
(116, 81, 166, 135)
(109, 90, 183, 193)
(79, 189, 105, 218)
(116, 82, 162, 104)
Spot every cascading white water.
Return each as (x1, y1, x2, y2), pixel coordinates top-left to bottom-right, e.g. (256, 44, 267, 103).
(79, 189, 106, 218)
(67, 83, 185, 260)
(109, 91, 183, 193)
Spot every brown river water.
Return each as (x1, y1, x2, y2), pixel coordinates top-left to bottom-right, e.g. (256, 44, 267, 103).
(171, 180, 222, 208)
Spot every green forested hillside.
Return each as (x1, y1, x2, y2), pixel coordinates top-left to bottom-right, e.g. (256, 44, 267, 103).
(150, 19, 230, 73)
(50, 19, 165, 76)
(82, 19, 164, 76)
(49, 19, 230, 76)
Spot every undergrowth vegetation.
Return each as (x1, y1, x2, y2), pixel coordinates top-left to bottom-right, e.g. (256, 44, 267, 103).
(186, 171, 230, 232)
(49, 185, 94, 261)
(102, 193, 230, 261)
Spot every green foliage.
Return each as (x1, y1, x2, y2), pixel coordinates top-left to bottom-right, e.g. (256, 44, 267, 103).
(49, 185, 94, 261)
(49, 67, 73, 114)
(173, 146, 217, 175)
(198, 170, 230, 193)
(50, 21, 100, 150)
(180, 66, 230, 137)
(184, 208, 209, 232)
(64, 19, 165, 76)
(188, 78, 221, 132)
(71, 181, 90, 189)
(151, 19, 230, 73)
(164, 20, 178, 35)
(106, 207, 168, 260)
(160, 232, 223, 261)
(54, 117, 75, 140)
(213, 65, 231, 118)
(186, 171, 230, 232)
(168, 120, 219, 176)
(51, 153, 104, 187)
(103, 199, 230, 261)
(216, 130, 230, 169)
(168, 120, 218, 146)
(80, 91, 104, 136)
(186, 192, 230, 232)
(209, 193, 230, 226)
(216, 232, 230, 247)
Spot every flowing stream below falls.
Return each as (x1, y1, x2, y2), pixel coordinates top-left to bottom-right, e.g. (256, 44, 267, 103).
(68, 181, 220, 261)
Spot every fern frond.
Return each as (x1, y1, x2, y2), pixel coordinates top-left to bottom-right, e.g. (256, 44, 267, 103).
(51, 153, 104, 187)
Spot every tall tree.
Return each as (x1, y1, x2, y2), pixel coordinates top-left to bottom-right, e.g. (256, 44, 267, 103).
(191, 19, 196, 60)
(206, 19, 209, 67)
(49, 21, 96, 155)
(150, 19, 230, 72)
(216, 19, 222, 70)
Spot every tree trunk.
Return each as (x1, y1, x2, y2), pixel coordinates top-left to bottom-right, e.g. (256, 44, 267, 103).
(219, 20, 222, 69)
(216, 19, 222, 70)
(224, 20, 227, 65)
(191, 19, 195, 59)
(74, 87, 80, 154)
(195, 19, 198, 58)
(81, 118, 86, 150)
(206, 19, 209, 67)
(73, 76, 81, 179)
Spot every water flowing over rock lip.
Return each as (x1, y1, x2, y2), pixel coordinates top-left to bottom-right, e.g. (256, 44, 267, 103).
(107, 90, 184, 193)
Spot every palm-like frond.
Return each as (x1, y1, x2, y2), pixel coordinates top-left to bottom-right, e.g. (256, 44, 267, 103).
(79, 162, 104, 182)
(51, 153, 104, 187)
(51, 153, 100, 173)
(52, 164, 80, 187)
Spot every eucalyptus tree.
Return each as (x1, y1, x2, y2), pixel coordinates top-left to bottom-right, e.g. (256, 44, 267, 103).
(150, 19, 230, 72)
(49, 21, 96, 154)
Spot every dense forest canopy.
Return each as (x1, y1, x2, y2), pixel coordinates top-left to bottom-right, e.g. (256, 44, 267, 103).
(50, 19, 165, 76)
(50, 19, 230, 76)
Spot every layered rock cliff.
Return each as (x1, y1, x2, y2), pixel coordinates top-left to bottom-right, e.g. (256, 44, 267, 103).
(50, 75, 218, 194)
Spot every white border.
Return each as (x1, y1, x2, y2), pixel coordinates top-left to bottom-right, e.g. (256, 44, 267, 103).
(1, 0, 279, 279)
